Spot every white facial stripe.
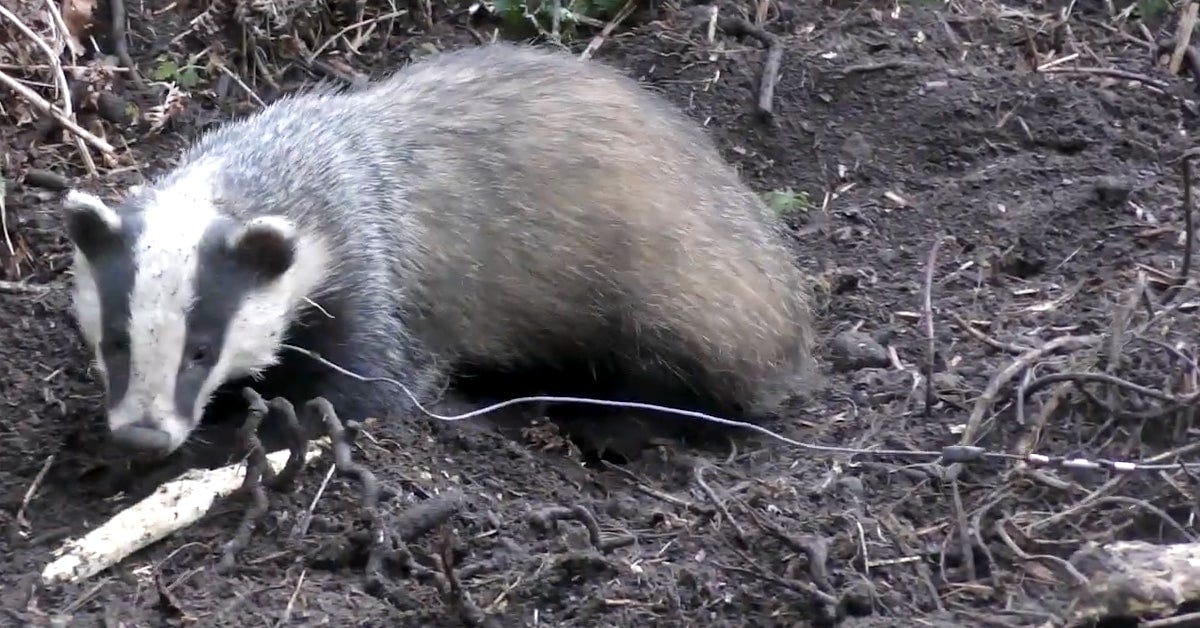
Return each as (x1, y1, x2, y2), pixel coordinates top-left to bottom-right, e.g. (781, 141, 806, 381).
(193, 231, 333, 420)
(65, 190, 119, 380)
(107, 160, 222, 450)
(70, 249, 104, 356)
(65, 189, 123, 232)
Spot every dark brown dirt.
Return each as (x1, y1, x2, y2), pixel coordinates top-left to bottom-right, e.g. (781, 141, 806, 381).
(4, 0, 1200, 626)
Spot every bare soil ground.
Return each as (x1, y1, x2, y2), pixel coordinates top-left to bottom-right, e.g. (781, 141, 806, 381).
(4, 0, 1200, 625)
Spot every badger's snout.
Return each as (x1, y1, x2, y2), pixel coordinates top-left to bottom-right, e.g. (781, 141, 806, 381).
(106, 405, 192, 458)
(109, 420, 174, 457)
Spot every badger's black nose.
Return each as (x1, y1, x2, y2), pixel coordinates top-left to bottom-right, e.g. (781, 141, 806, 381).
(109, 423, 172, 456)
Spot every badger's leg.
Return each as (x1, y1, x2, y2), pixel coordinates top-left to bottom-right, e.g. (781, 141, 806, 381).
(289, 315, 444, 424)
(199, 293, 443, 455)
(308, 328, 445, 426)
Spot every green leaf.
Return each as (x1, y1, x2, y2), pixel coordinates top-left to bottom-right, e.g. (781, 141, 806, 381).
(763, 187, 812, 216)
(152, 59, 179, 81)
(177, 67, 200, 88)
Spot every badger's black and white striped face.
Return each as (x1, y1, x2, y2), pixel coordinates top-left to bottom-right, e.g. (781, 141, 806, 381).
(61, 172, 328, 458)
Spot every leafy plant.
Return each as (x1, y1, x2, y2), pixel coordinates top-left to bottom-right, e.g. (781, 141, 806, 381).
(1137, 0, 1172, 21)
(763, 187, 814, 217)
(151, 56, 204, 89)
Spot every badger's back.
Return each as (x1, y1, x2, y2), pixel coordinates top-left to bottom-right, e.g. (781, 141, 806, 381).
(181, 43, 816, 418)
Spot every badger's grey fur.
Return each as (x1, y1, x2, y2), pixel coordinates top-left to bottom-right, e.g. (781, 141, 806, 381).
(62, 42, 817, 458)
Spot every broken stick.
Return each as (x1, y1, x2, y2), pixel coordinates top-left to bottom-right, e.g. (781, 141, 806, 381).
(41, 437, 330, 584)
(1170, 2, 1199, 77)
(0, 68, 116, 155)
(717, 17, 783, 123)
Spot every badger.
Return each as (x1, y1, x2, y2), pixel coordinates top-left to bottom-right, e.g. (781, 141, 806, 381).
(61, 42, 818, 459)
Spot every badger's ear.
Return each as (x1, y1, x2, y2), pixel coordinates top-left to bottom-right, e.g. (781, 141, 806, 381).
(63, 189, 123, 255)
(226, 216, 297, 280)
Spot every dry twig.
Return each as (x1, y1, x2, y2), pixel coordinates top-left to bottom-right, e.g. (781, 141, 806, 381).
(717, 17, 784, 123)
(15, 453, 56, 529)
(0, 279, 52, 294)
(0, 2, 100, 173)
(41, 437, 330, 583)
(579, 0, 636, 61)
(1174, 147, 1200, 296)
(0, 69, 115, 155)
(951, 312, 1034, 354)
(108, 0, 144, 87)
(959, 335, 1101, 445)
(1169, 2, 1199, 76)
(1156, 39, 1200, 90)
(922, 236, 949, 416)
(1038, 65, 1170, 91)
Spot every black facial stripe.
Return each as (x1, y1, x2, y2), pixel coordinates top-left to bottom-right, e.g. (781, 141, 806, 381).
(174, 218, 269, 420)
(86, 212, 145, 407)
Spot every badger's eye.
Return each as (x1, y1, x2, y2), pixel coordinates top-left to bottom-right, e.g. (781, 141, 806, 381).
(190, 345, 211, 363)
(104, 335, 130, 353)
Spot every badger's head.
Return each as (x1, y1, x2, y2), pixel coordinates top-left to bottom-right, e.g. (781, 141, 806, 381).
(61, 178, 318, 459)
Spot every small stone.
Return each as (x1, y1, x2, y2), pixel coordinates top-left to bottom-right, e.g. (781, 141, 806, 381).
(842, 579, 878, 616)
(829, 330, 890, 371)
(836, 476, 864, 497)
(839, 131, 874, 171)
(604, 495, 640, 519)
(1094, 176, 1132, 207)
(933, 371, 967, 391)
